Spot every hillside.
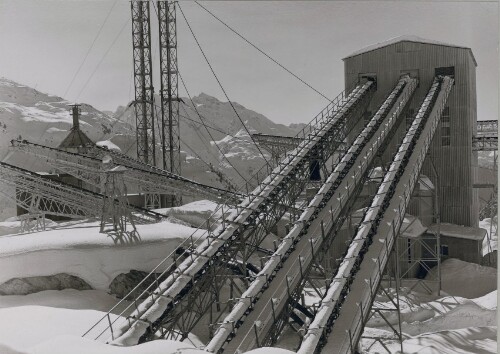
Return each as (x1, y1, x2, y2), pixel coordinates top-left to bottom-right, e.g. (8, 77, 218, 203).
(0, 78, 306, 219)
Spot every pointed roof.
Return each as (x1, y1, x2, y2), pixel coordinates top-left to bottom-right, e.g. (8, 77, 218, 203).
(343, 35, 477, 66)
(58, 128, 94, 149)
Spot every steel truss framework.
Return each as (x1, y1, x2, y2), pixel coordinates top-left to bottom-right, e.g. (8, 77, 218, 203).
(476, 120, 498, 135)
(359, 248, 404, 354)
(131, 1, 156, 168)
(100, 165, 138, 237)
(473, 136, 498, 151)
(217, 76, 417, 353)
(133, 82, 374, 344)
(397, 169, 441, 295)
(361, 171, 441, 353)
(158, 1, 181, 180)
(83, 81, 375, 344)
(252, 133, 304, 163)
(10, 140, 240, 205)
(303, 76, 454, 354)
(473, 120, 498, 151)
(0, 162, 160, 226)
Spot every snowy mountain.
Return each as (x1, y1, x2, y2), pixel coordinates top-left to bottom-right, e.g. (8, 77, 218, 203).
(0, 78, 134, 169)
(0, 78, 306, 218)
(113, 92, 306, 186)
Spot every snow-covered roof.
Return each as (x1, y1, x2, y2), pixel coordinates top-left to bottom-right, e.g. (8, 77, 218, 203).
(401, 214, 427, 238)
(427, 223, 487, 241)
(343, 35, 477, 66)
(58, 128, 94, 149)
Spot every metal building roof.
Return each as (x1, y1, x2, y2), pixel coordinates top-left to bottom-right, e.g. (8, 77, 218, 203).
(427, 223, 487, 241)
(58, 128, 94, 149)
(343, 35, 477, 66)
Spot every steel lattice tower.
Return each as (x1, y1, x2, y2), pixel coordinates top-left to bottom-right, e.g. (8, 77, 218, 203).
(131, 1, 156, 166)
(158, 1, 181, 206)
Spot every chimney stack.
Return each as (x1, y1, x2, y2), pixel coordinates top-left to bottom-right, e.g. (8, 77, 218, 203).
(70, 104, 81, 130)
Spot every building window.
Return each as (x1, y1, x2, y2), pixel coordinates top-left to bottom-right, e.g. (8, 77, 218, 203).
(407, 239, 412, 263)
(441, 106, 451, 146)
(400, 69, 420, 82)
(442, 106, 450, 123)
(442, 127, 451, 136)
(441, 245, 449, 256)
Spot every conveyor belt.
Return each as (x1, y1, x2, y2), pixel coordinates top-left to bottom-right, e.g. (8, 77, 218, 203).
(299, 76, 454, 354)
(83, 81, 375, 344)
(0, 161, 163, 223)
(216, 76, 417, 353)
(10, 140, 241, 204)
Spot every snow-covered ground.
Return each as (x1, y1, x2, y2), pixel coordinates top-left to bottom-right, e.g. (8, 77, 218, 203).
(0, 201, 216, 290)
(361, 258, 497, 353)
(0, 200, 496, 353)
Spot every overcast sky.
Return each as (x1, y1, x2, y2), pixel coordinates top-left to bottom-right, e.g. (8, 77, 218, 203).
(0, 1, 497, 124)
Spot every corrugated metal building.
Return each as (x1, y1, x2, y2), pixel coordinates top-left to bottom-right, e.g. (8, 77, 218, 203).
(426, 223, 486, 264)
(343, 35, 479, 227)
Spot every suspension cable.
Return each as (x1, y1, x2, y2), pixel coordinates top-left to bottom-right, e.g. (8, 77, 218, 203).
(74, 17, 130, 102)
(179, 104, 249, 144)
(194, 1, 331, 102)
(177, 69, 250, 183)
(177, 3, 270, 167)
(63, 0, 118, 98)
(180, 136, 240, 191)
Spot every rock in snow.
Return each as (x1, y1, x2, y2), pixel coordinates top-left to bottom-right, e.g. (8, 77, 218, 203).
(0, 273, 91, 295)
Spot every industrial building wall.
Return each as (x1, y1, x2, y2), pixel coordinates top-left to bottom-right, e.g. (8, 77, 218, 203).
(344, 42, 478, 227)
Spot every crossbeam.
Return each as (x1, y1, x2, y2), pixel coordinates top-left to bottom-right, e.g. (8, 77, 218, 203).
(308, 76, 454, 354)
(218, 76, 417, 353)
(83, 81, 375, 344)
(10, 140, 240, 204)
(0, 162, 161, 224)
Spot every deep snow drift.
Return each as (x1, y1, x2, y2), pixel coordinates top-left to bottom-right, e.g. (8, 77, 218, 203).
(0, 200, 496, 353)
(0, 200, 217, 290)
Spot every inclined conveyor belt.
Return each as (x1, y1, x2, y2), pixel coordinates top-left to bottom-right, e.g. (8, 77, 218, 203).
(298, 76, 454, 354)
(217, 76, 418, 354)
(10, 140, 241, 204)
(0, 161, 164, 223)
(83, 81, 374, 344)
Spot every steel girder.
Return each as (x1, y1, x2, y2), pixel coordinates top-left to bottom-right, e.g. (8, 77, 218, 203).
(0, 162, 163, 224)
(131, 1, 156, 166)
(217, 76, 417, 353)
(252, 134, 304, 162)
(472, 136, 498, 151)
(110, 82, 375, 345)
(476, 120, 498, 136)
(10, 140, 240, 204)
(304, 77, 454, 354)
(158, 1, 181, 180)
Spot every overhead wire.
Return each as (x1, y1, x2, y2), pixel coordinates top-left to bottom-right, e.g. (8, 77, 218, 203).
(63, 0, 119, 98)
(177, 3, 270, 168)
(17, 8, 130, 172)
(178, 107, 248, 144)
(177, 69, 250, 184)
(145, 1, 235, 184)
(194, 1, 331, 102)
(74, 17, 130, 102)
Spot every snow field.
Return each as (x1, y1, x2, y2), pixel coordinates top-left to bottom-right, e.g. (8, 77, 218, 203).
(0, 196, 496, 354)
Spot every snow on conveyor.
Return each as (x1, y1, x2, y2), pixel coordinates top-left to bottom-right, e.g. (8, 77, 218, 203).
(300, 76, 454, 354)
(208, 76, 417, 353)
(96, 82, 373, 345)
